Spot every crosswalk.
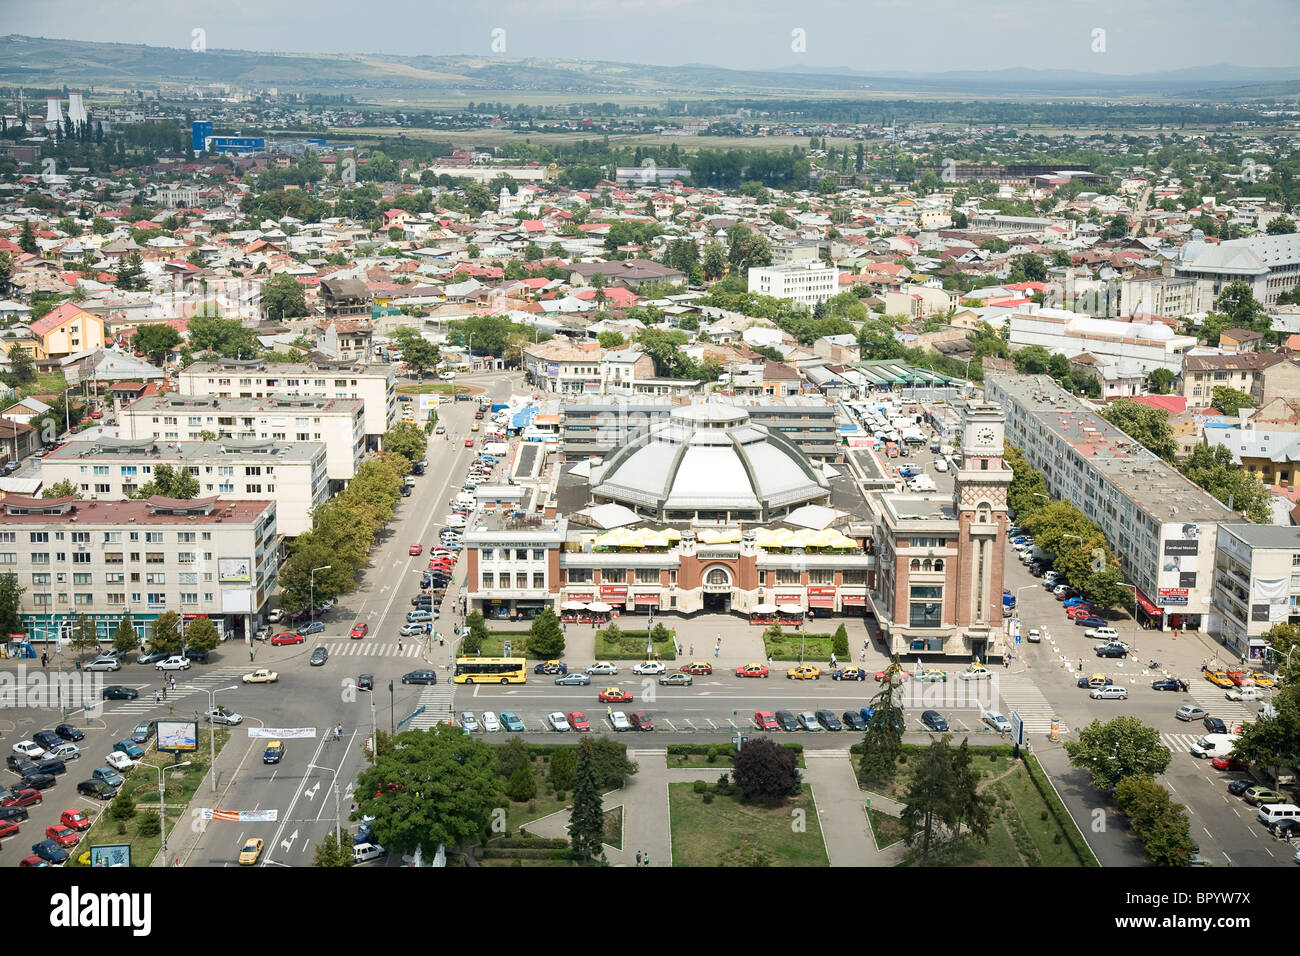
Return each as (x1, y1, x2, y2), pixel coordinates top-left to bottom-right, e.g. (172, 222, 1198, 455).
(995, 673, 1058, 735)
(95, 666, 251, 716)
(1186, 680, 1232, 712)
(1161, 733, 1202, 754)
(321, 640, 425, 659)
(405, 681, 456, 730)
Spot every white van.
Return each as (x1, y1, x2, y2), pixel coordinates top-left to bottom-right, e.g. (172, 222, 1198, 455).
(483, 442, 508, 457)
(1257, 804, 1300, 827)
(353, 842, 387, 864)
(1190, 733, 1240, 758)
(454, 491, 476, 508)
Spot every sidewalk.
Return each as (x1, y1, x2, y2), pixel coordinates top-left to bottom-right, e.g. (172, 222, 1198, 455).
(803, 750, 906, 866)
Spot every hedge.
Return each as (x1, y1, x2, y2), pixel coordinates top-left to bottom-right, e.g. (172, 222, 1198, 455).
(481, 847, 572, 860)
(1021, 751, 1099, 867)
(668, 742, 803, 756)
(492, 836, 569, 849)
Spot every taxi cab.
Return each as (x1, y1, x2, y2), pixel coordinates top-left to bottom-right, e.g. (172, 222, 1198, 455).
(786, 664, 821, 680)
(1204, 670, 1235, 688)
(681, 661, 713, 675)
(831, 666, 866, 681)
(263, 741, 284, 764)
(238, 838, 264, 865)
(914, 668, 948, 683)
(735, 663, 770, 678)
(598, 687, 632, 703)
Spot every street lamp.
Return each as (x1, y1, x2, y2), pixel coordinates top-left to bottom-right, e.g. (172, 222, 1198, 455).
(309, 565, 331, 631)
(198, 685, 238, 792)
(307, 763, 343, 849)
(152, 760, 191, 867)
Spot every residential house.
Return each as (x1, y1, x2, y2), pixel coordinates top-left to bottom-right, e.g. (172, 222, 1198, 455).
(318, 276, 372, 319)
(18, 302, 106, 360)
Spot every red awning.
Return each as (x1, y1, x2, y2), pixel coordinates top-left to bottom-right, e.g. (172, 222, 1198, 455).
(1135, 591, 1162, 616)
(634, 594, 659, 604)
(600, 586, 628, 597)
(808, 594, 835, 608)
(841, 594, 866, 606)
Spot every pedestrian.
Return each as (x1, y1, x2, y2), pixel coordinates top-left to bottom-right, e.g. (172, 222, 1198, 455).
(767, 655, 773, 668)
(714, 644, 719, 659)
(161, 685, 167, 701)
(40, 652, 48, 669)
(398, 639, 403, 652)
(715, 632, 721, 647)
(860, 649, 866, 662)
(153, 691, 160, 704)
(1078, 658, 1083, 671)
(635, 850, 642, 866)
(249, 648, 255, 663)
(643, 851, 650, 867)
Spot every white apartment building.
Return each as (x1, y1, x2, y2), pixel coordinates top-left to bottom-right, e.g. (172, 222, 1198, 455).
(1209, 524, 1300, 662)
(179, 358, 397, 450)
(747, 262, 840, 308)
(42, 438, 327, 536)
(986, 372, 1241, 633)
(119, 394, 364, 487)
(1, 494, 277, 645)
(1008, 306, 1196, 375)
(1174, 230, 1300, 310)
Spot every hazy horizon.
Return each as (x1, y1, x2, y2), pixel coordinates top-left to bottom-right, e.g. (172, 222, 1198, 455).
(5, 0, 1298, 76)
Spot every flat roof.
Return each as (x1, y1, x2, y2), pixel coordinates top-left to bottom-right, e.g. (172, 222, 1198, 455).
(183, 359, 392, 376)
(46, 438, 322, 464)
(1220, 522, 1300, 550)
(988, 372, 1239, 524)
(125, 394, 363, 414)
(0, 497, 273, 526)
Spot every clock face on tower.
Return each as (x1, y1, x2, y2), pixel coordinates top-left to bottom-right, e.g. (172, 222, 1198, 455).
(975, 426, 997, 447)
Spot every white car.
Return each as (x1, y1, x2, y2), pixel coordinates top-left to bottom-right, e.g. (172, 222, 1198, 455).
(933, 459, 948, 472)
(84, 656, 121, 672)
(399, 622, 432, 637)
(1026, 629, 1041, 643)
(982, 711, 1012, 733)
(156, 656, 191, 671)
(547, 712, 571, 732)
(609, 711, 631, 732)
(43, 743, 81, 761)
(459, 711, 479, 733)
(481, 712, 501, 733)
(585, 661, 619, 676)
(267, 608, 285, 623)
(11, 740, 45, 759)
(632, 661, 665, 675)
(958, 666, 992, 681)
(1090, 685, 1128, 700)
(104, 751, 135, 771)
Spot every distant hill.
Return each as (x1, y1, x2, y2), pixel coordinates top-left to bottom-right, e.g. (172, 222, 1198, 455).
(1, 34, 1297, 100)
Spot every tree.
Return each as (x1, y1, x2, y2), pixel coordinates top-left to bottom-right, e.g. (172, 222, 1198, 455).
(149, 611, 184, 656)
(527, 608, 565, 659)
(567, 738, 607, 862)
(858, 675, 905, 787)
(354, 723, 503, 857)
(702, 242, 728, 281)
(548, 747, 576, 791)
(18, 220, 38, 254)
(505, 758, 537, 802)
(42, 479, 81, 499)
(725, 225, 772, 271)
(313, 830, 354, 867)
(1102, 214, 1129, 240)
(463, 610, 489, 656)
(1064, 715, 1171, 791)
(1011, 344, 1052, 374)
(596, 331, 625, 349)
(900, 737, 958, 865)
(187, 315, 259, 359)
(1114, 776, 1194, 866)
(1099, 398, 1177, 461)
(69, 614, 100, 657)
(383, 421, 428, 465)
(1232, 688, 1300, 787)
(183, 616, 220, 654)
(1210, 386, 1253, 417)
(1178, 444, 1271, 523)
(112, 616, 138, 656)
(947, 739, 992, 843)
(731, 738, 799, 804)
(130, 463, 200, 500)
(131, 324, 182, 364)
(1214, 280, 1267, 334)
(390, 326, 440, 378)
(1004, 444, 1049, 519)
(113, 251, 147, 291)
(262, 273, 308, 322)
(0, 573, 26, 636)
(1267, 215, 1296, 236)
(586, 738, 638, 790)
(6, 344, 35, 385)
(1146, 367, 1174, 394)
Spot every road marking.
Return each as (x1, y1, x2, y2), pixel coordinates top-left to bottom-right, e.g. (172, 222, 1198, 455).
(280, 829, 298, 853)
(303, 782, 319, 800)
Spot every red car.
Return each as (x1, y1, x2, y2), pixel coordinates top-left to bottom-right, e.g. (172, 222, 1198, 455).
(1226, 670, 1254, 687)
(1066, 605, 1095, 619)
(89, 411, 103, 420)
(754, 710, 779, 730)
(270, 632, 304, 646)
(60, 809, 91, 831)
(464, 439, 474, 447)
(409, 544, 423, 556)
(349, 622, 369, 640)
(567, 711, 590, 732)
(735, 663, 769, 678)
(681, 662, 713, 675)
(0, 820, 19, 840)
(18, 856, 48, 867)
(598, 687, 633, 703)
(2, 788, 42, 808)
(45, 824, 79, 848)
(428, 560, 454, 571)
(628, 712, 654, 732)
(1211, 755, 1248, 771)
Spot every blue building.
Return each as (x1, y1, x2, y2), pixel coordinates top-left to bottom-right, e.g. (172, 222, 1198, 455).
(204, 135, 267, 156)
(191, 120, 213, 153)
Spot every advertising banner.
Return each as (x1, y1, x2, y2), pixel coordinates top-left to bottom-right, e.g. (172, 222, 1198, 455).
(218, 558, 252, 583)
(156, 720, 197, 753)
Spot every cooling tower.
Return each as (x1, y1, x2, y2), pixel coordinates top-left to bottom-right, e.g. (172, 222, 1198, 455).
(67, 92, 88, 126)
(44, 96, 64, 131)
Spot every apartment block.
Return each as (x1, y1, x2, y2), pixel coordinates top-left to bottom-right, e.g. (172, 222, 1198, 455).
(747, 262, 840, 308)
(119, 394, 364, 487)
(1209, 524, 1300, 662)
(985, 372, 1240, 632)
(42, 438, 327, 536)
(178, 358, 396, 450)
(0, 494, 277, 645)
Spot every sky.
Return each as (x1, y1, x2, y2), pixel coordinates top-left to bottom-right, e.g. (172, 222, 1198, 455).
(3, 0, 1298, 75)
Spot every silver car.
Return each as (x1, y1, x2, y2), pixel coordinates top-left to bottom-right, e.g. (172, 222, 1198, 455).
(585, 662, 618, 675)
(459, 711, 479, 733)
(84, 656, 121, 672)
(481, 712, 501, 733)
(982, 711, 1012, 733)
(796, 712, 822, 731)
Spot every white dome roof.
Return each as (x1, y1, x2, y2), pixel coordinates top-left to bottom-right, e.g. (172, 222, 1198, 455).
(1133, 322, 1174, 341)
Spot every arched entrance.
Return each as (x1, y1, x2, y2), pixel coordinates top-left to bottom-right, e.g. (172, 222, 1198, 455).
(701, 564, 733, 613)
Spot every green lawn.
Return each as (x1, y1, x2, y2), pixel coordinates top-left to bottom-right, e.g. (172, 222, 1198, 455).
(594, 630, 677, 661)
(668, 782, 829, 867)
(866, 807, 911, 850)
(761, 634, 836, 663)
(397, 382, 483, 396)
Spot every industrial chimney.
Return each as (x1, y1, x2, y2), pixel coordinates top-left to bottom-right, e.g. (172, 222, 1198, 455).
(44, 96, 64, 131)
(67, 92, 88, 127)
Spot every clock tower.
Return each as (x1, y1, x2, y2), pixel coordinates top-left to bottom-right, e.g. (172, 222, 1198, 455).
(952, 401, 1014, 660)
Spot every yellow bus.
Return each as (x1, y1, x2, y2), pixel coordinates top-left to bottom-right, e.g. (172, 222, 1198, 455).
(453, 657, 527, 684)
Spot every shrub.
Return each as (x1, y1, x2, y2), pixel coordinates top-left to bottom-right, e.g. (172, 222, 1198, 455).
(702, 791, 714, 804)
(732, 738, 799, 804)
(693, 779, 708, 794)
(506, 760, 537, 802)
(832, 622, 849, 657)
(137, 814, 162, 837)
(555, 790, 565, 801)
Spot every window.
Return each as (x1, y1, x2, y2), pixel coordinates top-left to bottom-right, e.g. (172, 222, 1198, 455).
(29, 532, 49, 543)
(31, 572, 51, 584)
(515, 573, 528, 589)
(0, 532, 12, 544)
(30, 553, 49, 565)
(95, 484, 111, 493)
(775, 569, 801, 585)
(105, 572, 124, 584)
(32, 593, 52, 607)
(532, 572, 545, 589)
(104, 552, 123, 564)
(178, 532, 196, 544)
(145, 532, 164, 543)
(567, 568, 593, 584)
(180, 593, 198, 605)
(147, 592, 165, 605)
(74, 593, 93, 606)
(808, 569, 834, 585)
(482, 573, 495, 589)
(515, 549, 528, 561)
(106, 593, 125, 606)
(635, 568, 660, 584)
(532, 549, 545, 561)
(146, 572, 166, 584)
(146, 553, 165, 564)
(71, 552, 91, 564)
(73, 572, 92, 585)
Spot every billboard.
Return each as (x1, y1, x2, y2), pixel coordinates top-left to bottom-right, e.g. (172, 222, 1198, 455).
(157, 719, 198, 753)
(1157, 587, 1189, 605)
(1160, 524, 1201, 596)
(218, 558, 252, 583)
(89, 844, 131, 867)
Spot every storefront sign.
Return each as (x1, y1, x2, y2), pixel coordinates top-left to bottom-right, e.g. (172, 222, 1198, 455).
(567, 593, 593, 602)
(807, 587, 836, 608)
(599, 585, 628, 598)
(633, 593, 660, 604)
(776, 594, 802, 603)
(1157, 587, 1189, 605)
(841, 594, 866, 605)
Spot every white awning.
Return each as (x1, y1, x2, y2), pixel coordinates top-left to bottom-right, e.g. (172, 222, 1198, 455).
(586, 602, 612, 613)
(777, 603, 804, 616)
(751, 603, 778, 614)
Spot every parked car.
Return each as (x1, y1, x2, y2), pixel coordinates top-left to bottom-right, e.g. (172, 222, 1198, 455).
(183, 648, 209, 664)
(841, 711, 868, 731)
(773, 710, 800, 732)
(1176, 704, 1208, 721)
(54, 725, 84, 742)
(628, 712, 655, 731)
(534, 660, 567, 675)
(31, 839, 69, 864)
(130, 721, 156, 744)
(113, 740, 145, 759)
(547, 712, 571, 732)
(1153, 678, 1190, 692)
(297, 621, 325, 637)
(1096, 643, 1129, 659)
(84, 656, 121, 672)
(480, 713, 501, 733)
(921, 710, 949, 732)
(136, 651, 168, 665)
(203, 707, 243, 726)
(270, 632, 304, 646)
(401, 670, 438, 685)
(499, 712, 525, 733)
(11, 741, 45, 759)
(42, 743, 79, 762)
(815, 710, 843, 731)
(585, 661, 619, 676)
(982, 711, 1012, 733)
(459, 712, 480, 733)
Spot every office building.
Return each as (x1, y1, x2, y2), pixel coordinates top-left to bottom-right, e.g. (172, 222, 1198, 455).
(747, 262, 839, 308)
(1209, 524, 1300, 661)
(1174, 230, 1300, 310)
